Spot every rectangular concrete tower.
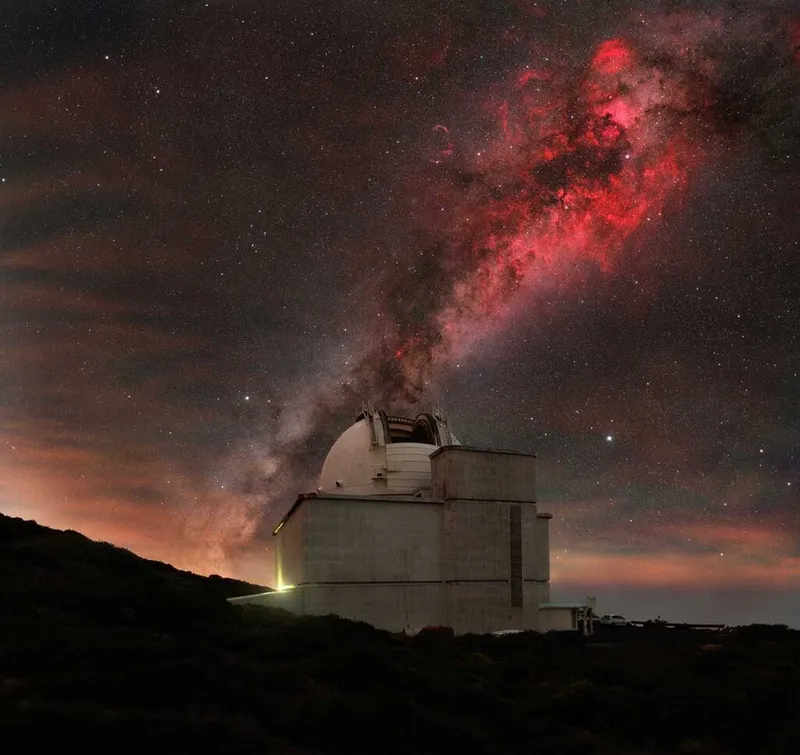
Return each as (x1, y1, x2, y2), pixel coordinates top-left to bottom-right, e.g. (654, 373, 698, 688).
(430, 446, 550, 633)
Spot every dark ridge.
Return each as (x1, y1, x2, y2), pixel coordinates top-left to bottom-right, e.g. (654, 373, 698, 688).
(2, 512, 800, 755)
(0, 513, 269, 630)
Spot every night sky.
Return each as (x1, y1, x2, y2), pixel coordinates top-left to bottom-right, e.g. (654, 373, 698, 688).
(2, 1, 799, 625)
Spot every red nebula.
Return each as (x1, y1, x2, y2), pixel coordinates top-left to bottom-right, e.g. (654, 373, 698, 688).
(372, 16, 798, 403)
(398, 34, 706, 380)
(591, 38, 636, 75)
(517, 68, 551, 87)
(428, 123, 455, 164)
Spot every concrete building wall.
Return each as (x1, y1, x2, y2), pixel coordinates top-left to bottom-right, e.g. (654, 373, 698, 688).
(301, 498, 443, 583)
(523, 512, 550, 582)
(302, 583, 445, 632)
(443, 500, 511, 582)
(431, 447, 537, 503)
(523, 581, 551, 629)
(444, 583, 523, 634)
(275, 504, 307, 587)
(539, 608, 577, 632)
(439, 500, 550, 633)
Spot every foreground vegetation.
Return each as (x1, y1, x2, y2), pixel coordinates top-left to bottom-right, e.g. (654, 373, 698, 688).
(2, 513, 799, 754)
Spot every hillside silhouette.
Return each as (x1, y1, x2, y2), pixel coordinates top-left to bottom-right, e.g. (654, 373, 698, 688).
(2, 512, 799, 755)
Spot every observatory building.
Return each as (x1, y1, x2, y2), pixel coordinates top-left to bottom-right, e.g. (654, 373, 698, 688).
(232, 406, 592, 634)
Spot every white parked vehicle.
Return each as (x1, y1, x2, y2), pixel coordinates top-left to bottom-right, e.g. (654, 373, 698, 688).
(598, 613, 633, 626)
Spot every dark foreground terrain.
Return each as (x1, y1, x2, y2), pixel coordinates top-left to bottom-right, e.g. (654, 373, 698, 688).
(2, 513, 799, 755)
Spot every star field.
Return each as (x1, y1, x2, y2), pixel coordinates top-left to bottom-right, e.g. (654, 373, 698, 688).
(1, 0, 798, 625)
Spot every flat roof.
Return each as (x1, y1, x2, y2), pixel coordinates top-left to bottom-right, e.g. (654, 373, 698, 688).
(539, 602, 592, 609)
(272, 492, 443, 535)
(272, 488, 551, 536)
(429, 444, 537, 459)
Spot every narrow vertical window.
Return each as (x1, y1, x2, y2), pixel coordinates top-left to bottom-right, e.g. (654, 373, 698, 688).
(510, 505, 522, 608)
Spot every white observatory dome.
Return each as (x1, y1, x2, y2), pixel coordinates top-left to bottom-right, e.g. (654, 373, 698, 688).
(318, 407, 458, 497)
